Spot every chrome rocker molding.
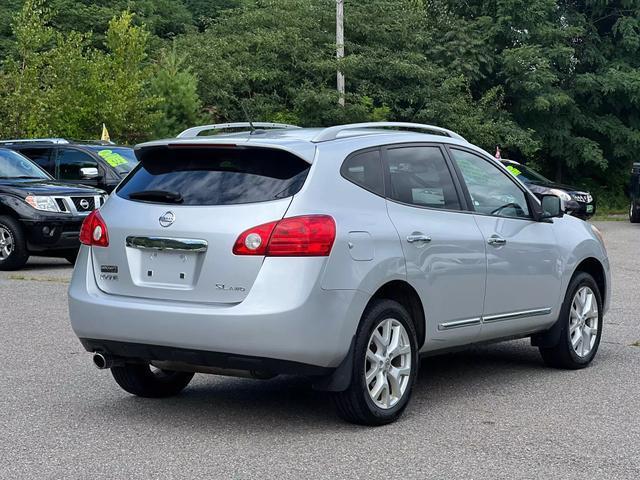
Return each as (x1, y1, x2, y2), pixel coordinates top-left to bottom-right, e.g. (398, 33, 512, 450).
(482, 308, 552, 324)
(438, 317, 481, 331)
(438, 308, 552, 330)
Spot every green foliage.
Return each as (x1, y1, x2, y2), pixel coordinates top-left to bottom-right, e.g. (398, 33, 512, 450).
(0, 0, 639, 210)
(176, 0, 536, 160)
(149, 44, 203, 137)
(437, 0, 640, 207)
(0, 0, 160, 143)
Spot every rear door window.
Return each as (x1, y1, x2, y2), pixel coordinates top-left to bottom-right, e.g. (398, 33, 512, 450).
(117, 146, 310, 206)
(385, 146, 461, 210)
(18, 148, 54, 174)
(341, 149, 384, 196)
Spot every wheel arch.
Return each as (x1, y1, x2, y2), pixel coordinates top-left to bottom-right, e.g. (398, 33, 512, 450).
(0, 200, 19, 218)
(574, 257, 606, 305)
(532, 256, 607, 349)
(368, 280, 426, 350)
(313, 279, 426, 393)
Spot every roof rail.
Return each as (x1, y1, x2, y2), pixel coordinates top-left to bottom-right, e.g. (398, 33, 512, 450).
(68, 139, 116, 146)
(177, 122, 301, 138)
(0, 138, 69, 145)
(311, 122, 466, 143)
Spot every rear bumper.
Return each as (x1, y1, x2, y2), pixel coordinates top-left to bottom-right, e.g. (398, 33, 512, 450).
(68, 246, 369, 369)
(79, 338, 332, 376)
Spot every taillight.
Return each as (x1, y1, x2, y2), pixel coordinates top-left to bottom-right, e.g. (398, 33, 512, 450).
(233, 215, 335, 257)
(232, 220, 278, 255)
(79, 210, 109, 247)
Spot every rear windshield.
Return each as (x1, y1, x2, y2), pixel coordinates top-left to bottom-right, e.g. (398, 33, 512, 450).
(116, 146, 310, 206)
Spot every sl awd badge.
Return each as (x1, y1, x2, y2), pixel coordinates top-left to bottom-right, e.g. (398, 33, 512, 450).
(159, 211, 175, 228)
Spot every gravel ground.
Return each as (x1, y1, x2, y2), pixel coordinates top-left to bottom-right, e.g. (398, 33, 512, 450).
(1, 221, 638, 479)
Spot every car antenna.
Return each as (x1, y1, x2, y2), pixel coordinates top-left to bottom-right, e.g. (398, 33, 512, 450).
(240, 101, 256, 134)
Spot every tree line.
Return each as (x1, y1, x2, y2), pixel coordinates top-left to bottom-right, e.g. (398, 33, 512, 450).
(1, 0, 638, 209)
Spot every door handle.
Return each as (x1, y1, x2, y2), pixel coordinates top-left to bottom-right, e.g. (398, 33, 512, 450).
(487, 235, 507, 246)
(406, 233, 432, 244)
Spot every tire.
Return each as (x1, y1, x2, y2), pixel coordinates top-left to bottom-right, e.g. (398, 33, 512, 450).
(332, 299, 419, 426)
(0, 215, 29, 271)
(539, 272, 603, 369)
(64, 250, 78, 265)
(111, 363, 194, 398)
(630, 202, 640, 223)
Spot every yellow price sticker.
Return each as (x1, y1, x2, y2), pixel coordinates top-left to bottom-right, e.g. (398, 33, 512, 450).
(98, 149, 129, 168)
(505, 165, 521, 177)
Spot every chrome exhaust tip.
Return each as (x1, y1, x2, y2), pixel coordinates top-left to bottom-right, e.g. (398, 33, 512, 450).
(92, 352, 112, 370)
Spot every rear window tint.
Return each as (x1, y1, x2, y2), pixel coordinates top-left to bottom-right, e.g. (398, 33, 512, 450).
(116, 146, 310, 206)
(340, 149, 384, 196)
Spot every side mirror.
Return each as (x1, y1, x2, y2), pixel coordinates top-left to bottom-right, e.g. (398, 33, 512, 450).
(540, 194, 564, 220)
(80, 167, 99, 179)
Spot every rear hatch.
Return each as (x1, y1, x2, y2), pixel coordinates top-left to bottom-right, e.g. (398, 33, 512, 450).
(91, 144, 311, 304)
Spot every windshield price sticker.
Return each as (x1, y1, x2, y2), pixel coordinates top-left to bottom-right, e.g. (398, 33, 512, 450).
(505, 165, 522, 177)
(98, 149, 129, 168)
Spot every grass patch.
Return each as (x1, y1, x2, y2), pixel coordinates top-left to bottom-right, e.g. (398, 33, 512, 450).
(591, 208, 627, 221)
(7, 274, 69, 284)
(591, 214, 628, 222)
(631, 340, 640, 347)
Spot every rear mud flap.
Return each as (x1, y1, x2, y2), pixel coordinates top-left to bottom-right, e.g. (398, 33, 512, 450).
(312, 336, 356, 392)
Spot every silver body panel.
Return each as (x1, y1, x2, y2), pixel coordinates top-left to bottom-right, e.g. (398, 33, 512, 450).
(69, 126, 611, 369)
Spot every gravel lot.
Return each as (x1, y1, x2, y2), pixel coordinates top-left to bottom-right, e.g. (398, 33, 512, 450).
(1, 221, 639, 479)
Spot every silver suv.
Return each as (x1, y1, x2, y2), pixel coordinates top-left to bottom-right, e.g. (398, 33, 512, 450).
(69, 122, 610, 425)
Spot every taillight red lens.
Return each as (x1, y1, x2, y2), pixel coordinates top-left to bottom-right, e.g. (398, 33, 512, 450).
(232, 221, 278, 255)
(79, 210, 109, 247)
(267, 215, 336, 256)
(233, 215, 335, 257)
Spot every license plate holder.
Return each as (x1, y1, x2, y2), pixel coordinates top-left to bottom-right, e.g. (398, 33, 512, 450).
(138, 250, 199, 287)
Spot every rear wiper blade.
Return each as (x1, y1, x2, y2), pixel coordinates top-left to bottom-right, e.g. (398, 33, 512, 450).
(128, 190, 184, 203)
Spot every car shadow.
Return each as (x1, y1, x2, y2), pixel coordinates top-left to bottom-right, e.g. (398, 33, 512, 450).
(21, 258, 72, 270)
(90, 340, 552, 429)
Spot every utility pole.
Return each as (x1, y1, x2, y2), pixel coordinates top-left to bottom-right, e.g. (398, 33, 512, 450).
(336, 0, 345, 106)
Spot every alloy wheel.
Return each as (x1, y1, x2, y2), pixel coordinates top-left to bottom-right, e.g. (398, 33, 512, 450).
(365, 318, 412, 409)
(0, 226, 14, 260)
(569, 286, 599, 358)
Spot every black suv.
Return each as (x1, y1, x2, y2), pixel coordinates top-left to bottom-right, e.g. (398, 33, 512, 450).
(500, 159, 596, 220)
(0, 139, 137, 193)
(630, 162, 640, 223)
(0, 148, 106, 270)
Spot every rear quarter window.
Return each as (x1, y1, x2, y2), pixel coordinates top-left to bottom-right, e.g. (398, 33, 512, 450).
(340, 149, 384, 196)
(116, 146, 310, 206)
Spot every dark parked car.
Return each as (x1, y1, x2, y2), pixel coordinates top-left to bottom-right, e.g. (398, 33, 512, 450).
(500, 159, 596, 220)
(0, 138, 137, 193)
(0, 148, 106, 270)
(630, 162, 640, 223)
